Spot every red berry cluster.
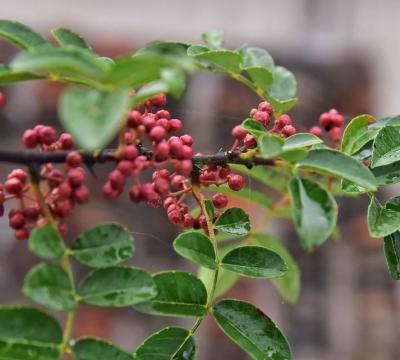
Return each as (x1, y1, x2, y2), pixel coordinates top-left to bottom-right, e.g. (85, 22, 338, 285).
(310, 108, 345, 144)
(0, 126, 88, 240)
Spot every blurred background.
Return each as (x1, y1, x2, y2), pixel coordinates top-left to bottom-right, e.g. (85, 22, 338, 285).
(1, 1, 400, 359)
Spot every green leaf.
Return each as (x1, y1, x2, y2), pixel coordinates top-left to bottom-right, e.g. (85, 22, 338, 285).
(341, 114, 376, 154)
(52, 27, 93, 51)
(72, 337, 133, 360)
(269, 66, 296, 101)
(252, 233, 300, 303)
(134, 271, 207, 317)
(0, 306, 62, 360)
(258, 133, 284, 158)
(160, 68, 186, 98)
(11, 46, 108, 79)
(289, 177, 337, 250)
(0, 64, 43, 83)
(212, 299, 292, 360)
(173, 231, 217, 269)
(244, 66, 273, 90)
(71, 223, 134, 268)
(268, 96, 298, 116)
(79, 266, 157, 307)
(28, 224, 64, 259)
(367, 196, 400, 238)
(198, 244, 239, 299)
(242, 118, 265, 136)
(239, 47, 274, 69)
(297, 148, 377, 191)
(0, 19, 50, 50)
(134, 327, 196, 360)
(201, 30, 224, 49)
(22, 263, 76, 311)
(204, 199, 215, 220)
(372, 160, 400, 185)
(60, 87, 130, 150)
(189, 48, 242, 73)
(371, 126, 400, 168)
(282, 133, 322, 151)
(221, 245, 287, 278)
(384, 231, 400, 280)
(215, 207, 251, 236)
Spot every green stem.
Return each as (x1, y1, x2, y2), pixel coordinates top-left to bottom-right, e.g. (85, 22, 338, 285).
(171, 187, 219, 357)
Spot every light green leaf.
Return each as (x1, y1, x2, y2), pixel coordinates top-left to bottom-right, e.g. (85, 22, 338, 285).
(371, 126, 400, 168)
(252, 233, 300, 303)
(269, 66, 296, 101)
(0, 64, 43, 83)
(372, 161, 400, 186)
(71, 223, 134, 268)
(173, 231, 217, 269)
(201, 30, 224, 49)
(258, 133, 284, 158)
(28, 224, 64, 259)
(134, 327, 196, 360)
(212, 299, 292, 360)
(79, 266, 157, 307)
(341, 114, 376, 154)
(221, 245, 287, 278)
(367, 196, 400, 238)
(282, 133, 322, 151)
(0, 306, 62, 360)
(384, 231, 400, 280)
(72, 337, 133, 360)
(297, 148, 377, 191)
(244, 66, 273, 90)
(22, 263, 76, 311)
(289, 177, 337, 250)
(239, 47, 274, 69)
(51, 27, 93, 51)
(189, 48, 242, 73)
(268, 96, 298, 116)
(134, 271, 207, 317)
(215, 207, 251, 236)
(0, 19, 50, 50)
(60, 86, 130, 150)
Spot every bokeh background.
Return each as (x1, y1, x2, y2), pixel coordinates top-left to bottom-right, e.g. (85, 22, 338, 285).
(1, 1, 400, 359)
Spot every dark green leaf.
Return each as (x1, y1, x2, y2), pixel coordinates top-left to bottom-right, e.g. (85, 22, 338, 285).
(371, 114, 400, 129)
(173, 231, 217, 269)
(204, 199, 215, 220)
(28, 224, 64, 259)
(282, 133, 322, 151)
(384, 231, 400, 280)
(372, 160, 400, 186)
(239, 47, 274, 69)
(371, 126, 400, 168)
(201, 30, 224, 49)
(212, 299, 292, 360)
(367, 196, 400, 237)
(252, 233, 300, 303)
(189, 49, 242, 73)
(79, 266, 157, 307)
(52, 27, 93, 51)
(221, 245, 287, 278)
(269, 66, 296, 101)
(289, 177, 337, 250)
(60, 87, 130, 150)
(297, 148, 377, 191)
(0, 64, 43, 83)
(341, 114, 376, 154)
(71, 223, 134, 268)
(215, 208, 251, 236)
(22, 263, 76, 311)
(72, 337, 133, 360)
(0, 306, 62, 360)
(134, 327, 196, 360)
(134, 271, 207, 317)
(0, 19, 50, 50)
(11, 46, 108, 79)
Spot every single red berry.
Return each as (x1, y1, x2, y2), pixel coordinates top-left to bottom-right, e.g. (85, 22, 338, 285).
(156, 110, 170, 120)
(67, 168, 85, 188)
(243, 134, 257, 149)
(252, 111, 270, 127)
(150, 94, 167, 107)
(156, 118, 170, 131)
(153, 177, 169, 196)
(276, 114, 292, 129)
(309, 126, 323, 137)
(127, 110, 143, 128)
(150, 126, 167, 142)
(38, 126, 57, 145)
(53, 199, 72, 218)
(219, 165, 231, 179)
(140, 183, 157, 202)
(59, 133, 74, 150)
(66, 151, 82, 167)
(23, 204, 41, 221)
(228, 174, 244, 191)
(180, 135, 193, 146)
(169, 119, 183, 132)
(102, 181, 120, 199)
(48, 169, 64, 187)
(129, 184, 142, 202)
(200, 170, 217, 183)
(109, 170, 125, 190)
(157, 169, 171, 179)
(168, 137, 183, 157)
(117, 160, 134, 176)
(183, 214, 194, 228)
(232, 125, 247, 140)
(328, 126, 342, 142)
(163, 197, 175, 209)
(257, 101, 274, 115)
(175, 160, 193, 176)
(155, 141, 170, 158)
(4, 178, 23, 195)
(171, 175, 185, 189)
(319, 112, 332, 128)
(168, 209, 184, 225)
(8, 169, 28, 184)
(15, 228, 29, 240)
(331, 113, 344, 127)
(179, 145, 193, 159)
(281, 125, 296, 137)
(74, 185, 89, 204)
(0, 92, 5, 108)
(142, 114, 156, 130)
(22, 129, 37, 148)
(9, 213, 26, 229)
(122, 145, 138, 161)
(212, 193, 229, 208)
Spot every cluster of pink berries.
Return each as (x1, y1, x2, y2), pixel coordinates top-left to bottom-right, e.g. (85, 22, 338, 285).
(0, 126, 89, 240)
(309, 109, 345, 144)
